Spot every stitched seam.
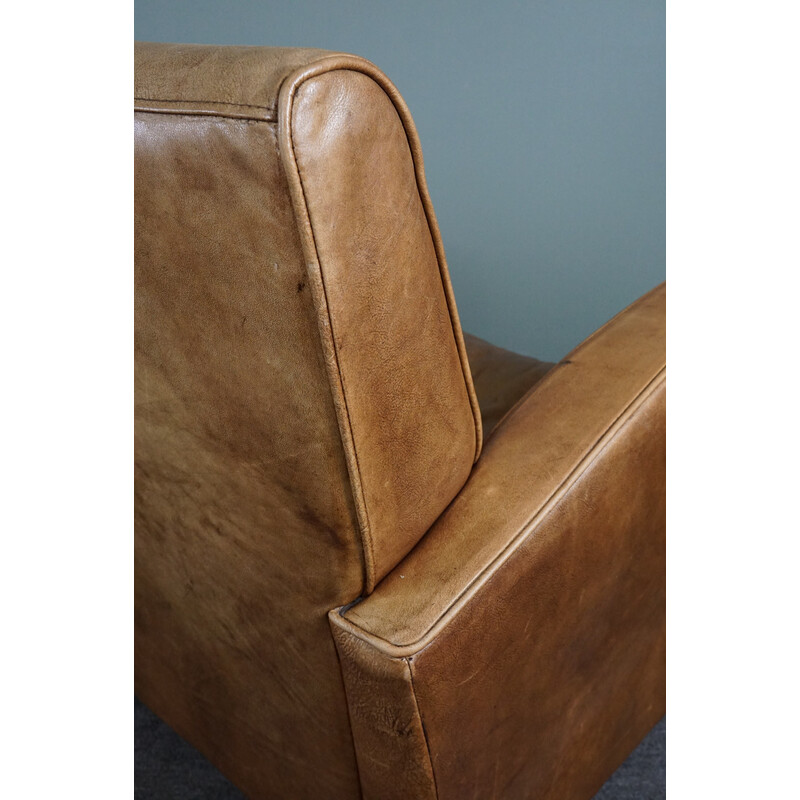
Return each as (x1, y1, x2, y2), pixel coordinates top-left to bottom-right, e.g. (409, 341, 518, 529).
(342, 367, 666, 653)
(134, 108, 277, 124)
(134, 95, 274, 110)
(406, 657, 439, 800)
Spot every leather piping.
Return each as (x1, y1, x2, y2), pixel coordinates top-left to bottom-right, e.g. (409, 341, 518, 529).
(277, 55, 483, 595)
(331, 366, 666, 657)
(329, 619, 367, 800)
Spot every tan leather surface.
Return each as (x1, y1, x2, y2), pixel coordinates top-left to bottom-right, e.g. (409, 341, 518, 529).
(333, 285, 665, 798)
(283, 66, 480, 586)
(463, 332, 554, 440)
(412, 381, 665, 800)
(136, 40, 666, 800)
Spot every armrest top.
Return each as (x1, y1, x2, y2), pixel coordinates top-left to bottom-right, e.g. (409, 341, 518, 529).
(338, 283, 666, 654)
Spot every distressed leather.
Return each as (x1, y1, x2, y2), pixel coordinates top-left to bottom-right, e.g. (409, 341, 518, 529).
(135, 41, 666, 800)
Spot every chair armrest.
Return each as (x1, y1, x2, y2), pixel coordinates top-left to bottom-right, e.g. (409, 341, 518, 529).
(334, 282, 665, 652)
(328, 283, 665, 799)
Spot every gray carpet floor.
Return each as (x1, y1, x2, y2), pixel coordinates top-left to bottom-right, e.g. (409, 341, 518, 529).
(135, 697, 665, 798)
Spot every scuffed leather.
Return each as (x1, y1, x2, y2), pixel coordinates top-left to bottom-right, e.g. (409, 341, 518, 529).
(333, 285, 666, 799)
(463, 332, 554, 440)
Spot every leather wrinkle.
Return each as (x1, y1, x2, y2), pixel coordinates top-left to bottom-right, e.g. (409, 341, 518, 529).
(342, 366, 666, 655)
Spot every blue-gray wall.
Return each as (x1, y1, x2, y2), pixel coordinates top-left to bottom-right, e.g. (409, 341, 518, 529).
(135, 1, 664, 361)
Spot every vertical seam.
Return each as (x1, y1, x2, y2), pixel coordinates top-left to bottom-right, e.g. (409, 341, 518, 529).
(405, 657, 440, 800)
(328, 623, 366, 800)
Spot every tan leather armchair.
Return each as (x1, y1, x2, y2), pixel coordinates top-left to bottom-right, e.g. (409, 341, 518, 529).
(135, 42, 665, 800)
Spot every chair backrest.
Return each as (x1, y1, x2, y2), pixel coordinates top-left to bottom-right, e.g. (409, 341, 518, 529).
(134, 42, 481, 798)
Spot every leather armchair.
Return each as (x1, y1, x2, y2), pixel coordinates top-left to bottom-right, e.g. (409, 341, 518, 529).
(135, 42, 665, 800)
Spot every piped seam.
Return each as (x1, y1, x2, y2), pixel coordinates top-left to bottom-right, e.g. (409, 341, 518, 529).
(289, 141, 378, 590)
